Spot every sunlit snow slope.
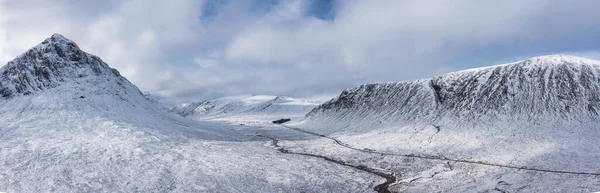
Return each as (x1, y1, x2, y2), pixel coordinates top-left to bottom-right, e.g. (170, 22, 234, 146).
(296, 55, 600, 173)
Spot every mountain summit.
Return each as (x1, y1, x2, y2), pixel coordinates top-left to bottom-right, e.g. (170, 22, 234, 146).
(0, 34, 158, 127)
(0, 33, 136, 99)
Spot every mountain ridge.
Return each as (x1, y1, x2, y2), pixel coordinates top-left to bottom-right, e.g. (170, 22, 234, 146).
(172, 95, 321, 123)
(305, 54, 600, 129)
(292, 54, 600, 176)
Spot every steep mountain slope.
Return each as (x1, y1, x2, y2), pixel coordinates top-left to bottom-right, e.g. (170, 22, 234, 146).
(0, 34, 137, 99)
(304, 55, 600, 129)
(0, 34, 166, 128)
(295, 55, 600, 175)
(171, 95, 320, 124)
(0, 34, 379, 192)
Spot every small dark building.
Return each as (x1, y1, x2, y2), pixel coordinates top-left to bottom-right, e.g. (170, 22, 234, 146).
(272, 118, 291, 124)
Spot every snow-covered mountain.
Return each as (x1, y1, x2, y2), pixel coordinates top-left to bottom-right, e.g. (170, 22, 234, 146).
(303, 55, 600, 129)
(0, 34, 167, 125)
(171, 95, 320, 124)
(294, 55, 600, 176)
(1, 34, 136, 99)
(0, 34, 378, 192)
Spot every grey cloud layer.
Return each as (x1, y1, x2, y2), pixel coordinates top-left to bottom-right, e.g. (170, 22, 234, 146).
(1, 0, 600, 104)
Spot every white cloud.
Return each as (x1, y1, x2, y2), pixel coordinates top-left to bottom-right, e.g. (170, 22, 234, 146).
(194, 58, 218, 68)
(2, 0, 600, 104)
(226, 1, 547, 74)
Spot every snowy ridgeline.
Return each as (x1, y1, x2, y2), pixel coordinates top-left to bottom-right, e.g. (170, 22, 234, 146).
(294, 54, 600, 175)
(305, 55, 600, 130)
(170, 95, 320, 124)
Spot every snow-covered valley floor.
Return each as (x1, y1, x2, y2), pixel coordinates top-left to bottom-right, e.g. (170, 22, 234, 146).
(0, 111, 381, 192)
(3, 101, 600, 193)
(181, 116, 600, 193)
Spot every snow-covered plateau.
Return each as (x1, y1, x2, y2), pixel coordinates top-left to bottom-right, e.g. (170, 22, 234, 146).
(1, 34, 599, 193)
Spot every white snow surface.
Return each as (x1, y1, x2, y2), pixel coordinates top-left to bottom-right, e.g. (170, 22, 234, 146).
(0, 34, 379, 192)
(3, 34, 600, 193)
(171, 95, 320, 124)
(295, 54, 600, 182)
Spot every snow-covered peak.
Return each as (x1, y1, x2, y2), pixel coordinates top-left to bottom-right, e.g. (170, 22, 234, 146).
(526, 54, 600, 64)
(453, 54, 600, 75)
(25, 33, 82, 61)
(47, 33, 77, 46)
(0, 34, 137, 99)
(0, 34, 176, 129)
(50, 33, 69, 40)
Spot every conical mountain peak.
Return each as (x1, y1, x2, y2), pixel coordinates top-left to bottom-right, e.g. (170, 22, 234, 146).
(0, 34, 135, 99)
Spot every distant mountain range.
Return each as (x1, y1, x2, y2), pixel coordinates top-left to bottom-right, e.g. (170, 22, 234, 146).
(171, 95, 320, 123)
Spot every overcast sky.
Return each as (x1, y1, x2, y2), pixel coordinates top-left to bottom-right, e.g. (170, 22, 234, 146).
(2, 0, 600, 104)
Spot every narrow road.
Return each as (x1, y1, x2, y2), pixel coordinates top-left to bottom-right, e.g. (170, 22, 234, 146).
(254, 134, 397, 193)
(280, 125, 600, 176)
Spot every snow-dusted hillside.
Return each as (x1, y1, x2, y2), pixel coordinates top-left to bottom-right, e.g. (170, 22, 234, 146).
(0, 34, 165, 127)
(295, 55, 600, 176)
(171, 95, 320, 124)
(304, 55, 600, 128)
(0, 34, 380, 192)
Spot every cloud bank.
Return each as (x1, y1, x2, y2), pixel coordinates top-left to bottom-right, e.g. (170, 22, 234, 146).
(1, 0, 600, 104)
